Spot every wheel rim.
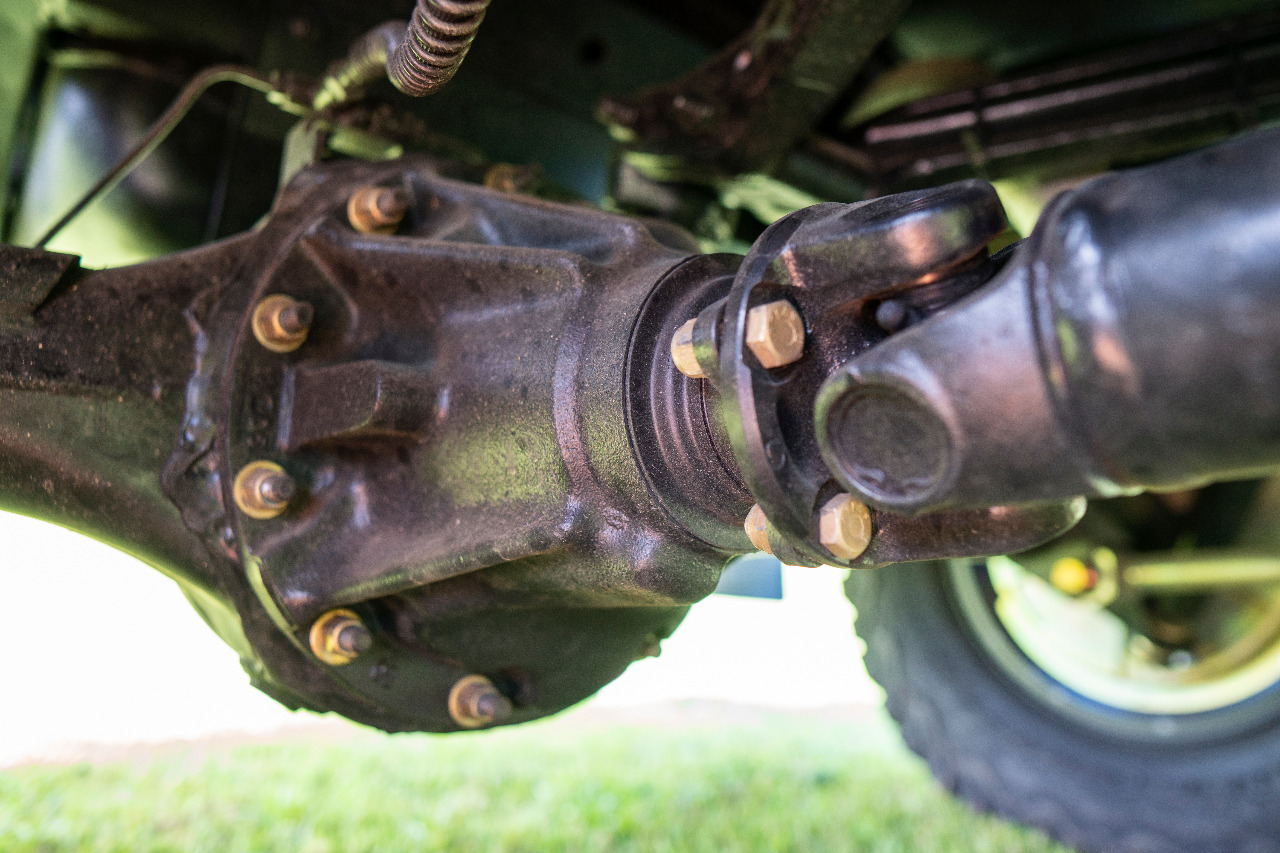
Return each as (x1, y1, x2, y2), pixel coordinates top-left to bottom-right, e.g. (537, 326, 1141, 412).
(951, 557, 1280, 718)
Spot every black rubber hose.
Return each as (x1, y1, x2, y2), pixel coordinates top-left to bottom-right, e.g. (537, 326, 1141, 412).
(314, 0, 490, 109)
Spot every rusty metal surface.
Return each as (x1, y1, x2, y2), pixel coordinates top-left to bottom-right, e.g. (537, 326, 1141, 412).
(825, 10, 1280, 189)
(599, 0, 913, 172)
(154, 156, 738, 731)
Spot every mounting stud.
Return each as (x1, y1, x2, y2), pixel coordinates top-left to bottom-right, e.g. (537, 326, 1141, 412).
(309, 608, 373, 666)
(744, 503, 773, 554)
(233, 460, 296, 520)
(670, 317, 706, 379)
(745, 300, 805, 368)
(251, 294, 314, 353)
(347, 185, 409, 234)
(448, 674, 514, 728)
(818, 493, 873, 560)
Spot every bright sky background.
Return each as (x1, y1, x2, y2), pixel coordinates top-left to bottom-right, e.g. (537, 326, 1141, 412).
(0, 511, 880, 766)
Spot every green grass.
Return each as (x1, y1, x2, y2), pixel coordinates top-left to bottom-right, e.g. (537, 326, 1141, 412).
(0, 706, 1072, 853)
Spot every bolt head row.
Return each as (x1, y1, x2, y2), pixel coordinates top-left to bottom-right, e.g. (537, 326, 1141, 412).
(246, 191, 407, 678)
(744, 494, 872, 562)
(671, 299, 806, 379)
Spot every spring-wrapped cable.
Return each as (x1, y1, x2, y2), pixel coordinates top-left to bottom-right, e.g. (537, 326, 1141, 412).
(313, 0, 490, 109)
(390, 0, 491, 97)
(314, 22, 405, 109)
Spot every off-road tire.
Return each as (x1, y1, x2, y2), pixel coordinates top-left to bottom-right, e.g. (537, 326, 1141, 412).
(846, 561, 1280, 853)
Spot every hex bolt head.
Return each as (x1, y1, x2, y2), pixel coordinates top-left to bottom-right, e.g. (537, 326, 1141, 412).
(233, 460, 296, 520)
(251, 294, 314, 353)
(745, 300, 805, 368)
(347, 185, 409, 234)
(448, 674, 514, 728)
(744, 503, 773, 554)
(818, 493, 873, 561)
(670, 317, 707, 379)
(309, 608, 371, 666)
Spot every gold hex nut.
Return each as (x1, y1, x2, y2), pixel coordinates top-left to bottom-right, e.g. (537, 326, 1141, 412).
(251, 294, 314, 353)
(347, 185, 409, 234)
(744, 503, 773, 554)
(1050, 557, 1099, 596)
(309, 608, 372, 666)
(670, 318, 706, 379)
(745, 300, 805, 368)
(233, 460, 296, 520)
(819, 494, 873, 561)
(448, 674, 514, 729)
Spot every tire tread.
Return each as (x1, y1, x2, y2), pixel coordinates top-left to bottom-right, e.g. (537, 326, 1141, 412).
(848, 564, 1280, 853)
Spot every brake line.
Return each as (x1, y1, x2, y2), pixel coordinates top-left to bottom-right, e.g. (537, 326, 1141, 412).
(32, 64, 297, 249)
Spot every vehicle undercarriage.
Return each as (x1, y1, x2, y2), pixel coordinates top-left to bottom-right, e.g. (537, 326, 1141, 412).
(5, 0, 1280, 850)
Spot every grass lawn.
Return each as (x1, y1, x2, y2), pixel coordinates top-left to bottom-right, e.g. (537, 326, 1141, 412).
(0, 705, 1072, 853)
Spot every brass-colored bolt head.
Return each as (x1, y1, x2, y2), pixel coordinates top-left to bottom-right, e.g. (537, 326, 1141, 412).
(448, 674, 514, 729)
(670, 318, 706, 379)
(251, 294, 314, 353)
(233, 460, 296, 520)
(818, 494, 873, 561)
(309, 608, 372, 666)
(1050, 557, 1099, 596)
(745, 300, 805, 368)
(744, 503, 773, 554)
(347, 185, 409, 234)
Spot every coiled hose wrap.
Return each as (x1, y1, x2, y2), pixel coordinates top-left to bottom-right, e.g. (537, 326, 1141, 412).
(315, 0, 490, 108)
(390, 0, 490, 96)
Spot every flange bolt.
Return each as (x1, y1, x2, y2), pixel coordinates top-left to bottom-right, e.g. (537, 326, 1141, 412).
(818, 493, 873, 561)
(233, 460, 296, 520)
(448, 674, 514, 729)
(671, 318, 707, 379)
(744, 504, 773, 554)
(252, 294, 314, 353)
(347, 185, 409, 234)
(309, 608, 372, 666)
(745, 300, 805, 368)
